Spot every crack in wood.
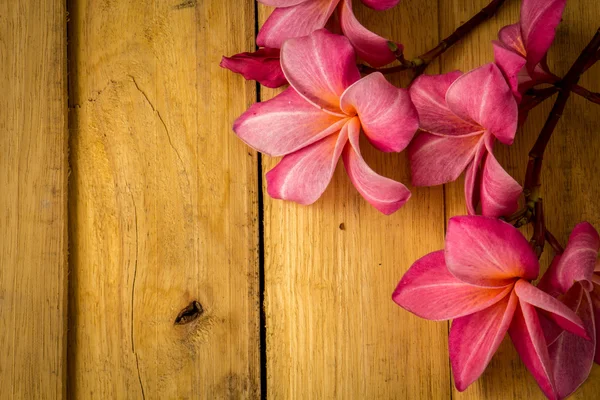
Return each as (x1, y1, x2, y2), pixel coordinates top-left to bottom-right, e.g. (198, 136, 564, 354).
(125, 182, 144, 399)
(127, 75, 187, 173)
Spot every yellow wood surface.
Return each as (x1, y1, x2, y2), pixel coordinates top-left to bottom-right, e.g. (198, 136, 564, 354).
(0, 1, 68, 399)
(68, 0, 259, 398)
(2, 0, 599, 398)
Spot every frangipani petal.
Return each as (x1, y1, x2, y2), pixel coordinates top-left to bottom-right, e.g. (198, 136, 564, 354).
(409, 72, 483, 136)
(520, 0, 567, 70)
(340, 72, 418, 152)
(548, 283, 596, 400)
(392, 251, 513, 320)
(220, 48, 287, 88)
(464, 137, 487, 215)
(498, 23, 526, 56)
(450, 291, 518, 391)
(342, 118, 411, 214)
(480, 138, 522, 218)
(360, 0, 400, 11)
(258, 0, 310, 6)
(257, 0, 337, 49)
(492, 41, 526, 102)
(339, 0, 398, 67)
(233, 88, 348, 156)
(408, 133, 480, 187)
(514, 280, 588, 340)
(281, 29, 360, 114)
(540, 222, 600, 295)
(446, 63, 518, 145)
(445, 216, 539, 287)
(266, 128, 348, 204)
(509, 301, 557, 400)
(591, 286, 600, 364)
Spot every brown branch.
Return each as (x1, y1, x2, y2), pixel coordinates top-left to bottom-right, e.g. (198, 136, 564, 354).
(530, 200, 545, 258)
(359, 0, 508, 75)
(519, 28, 600, 255)
(545, 229, 565, 254)
(571, 84, 600, 105)
(525, 28, 600, 193)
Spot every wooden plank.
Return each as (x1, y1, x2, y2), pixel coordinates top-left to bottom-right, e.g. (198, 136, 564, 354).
(259, 3, 450, 398)
(440, 0, 600, 399)
(67, 0, 260, 398)
(0, 1, 68, 399)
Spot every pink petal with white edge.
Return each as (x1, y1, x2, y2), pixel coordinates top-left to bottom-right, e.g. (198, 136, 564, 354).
(266, 127, 348, 205)
(340, 72, 418, 152)
(450, 290, 518, 391)
(408, 133, 480, 187)
(233, 88, 348, 157)
(548, 283, 596, 400)
(342, 118, 411, 214)
(360, 0, 400, 10)
(409, 72, 483, 136)
(479, 137, 522, 218)
(509, 301, 557, 400)
(492, 41, 526, 102)
(220, 48, 286, 89)
(257, 0, 338, 49)
(514, 280, 588, 340)
(281, 28, 360, 115)
(258, 0, 310, 6)
(392, 251, 513, 320)
(339, 0, 398, 68)
(520, 0, 567, 70)
(542, 222, 600, 295)
(446, 63, 518, 145)
(464, 136, 487, 215)
(445, 216, 539, 287)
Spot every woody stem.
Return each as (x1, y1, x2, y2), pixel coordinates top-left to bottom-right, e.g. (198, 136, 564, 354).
(523, 28, 600, 256)
(359, 0, 508, 75)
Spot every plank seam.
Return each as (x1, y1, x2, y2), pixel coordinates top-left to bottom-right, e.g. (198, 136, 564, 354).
(254, 2, 268, 399)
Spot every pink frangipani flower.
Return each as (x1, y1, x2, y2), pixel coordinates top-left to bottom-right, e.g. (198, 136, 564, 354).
(257, 0, 400, 67)
(493, 0, 566, 101)
(538, 223, 600, 398)
(220, 48, 286, 88)
(233, 29, 418, 214)
(408, 64, 522, 218)
(595, 261, 600, 364)
(393, 216, 588, 398)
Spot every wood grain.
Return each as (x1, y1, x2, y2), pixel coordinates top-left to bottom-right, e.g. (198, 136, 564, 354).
(0, 1, 68, 399)
(67, 0, 260, 398)
(259, 2, 451, 398)
(440, 0, 600, 399)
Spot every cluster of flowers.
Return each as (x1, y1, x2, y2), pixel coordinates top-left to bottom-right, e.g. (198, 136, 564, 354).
(221, 0, 599, 398)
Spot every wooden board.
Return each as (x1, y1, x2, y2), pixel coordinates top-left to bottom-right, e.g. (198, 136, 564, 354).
(67, 0, 260, 398)
(440, 0, 600, 399)
(259, 2, 451, 398)
(0, 1, 68, 399)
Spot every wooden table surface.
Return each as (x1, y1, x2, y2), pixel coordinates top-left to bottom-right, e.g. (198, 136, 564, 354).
(1, 0, 599, 398)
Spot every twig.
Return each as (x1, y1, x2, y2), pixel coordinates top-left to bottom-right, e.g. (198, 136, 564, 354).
(545, 229, 565, 254)
(359, 0, 508, 75)
(530, 200, 545, 258)
(571, 84, 600, 105)
(526, 28, 600, 192)
(520, 28, 600, 255)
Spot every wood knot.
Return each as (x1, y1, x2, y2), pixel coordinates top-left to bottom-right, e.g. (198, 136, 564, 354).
(174, 300, 203, 325)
